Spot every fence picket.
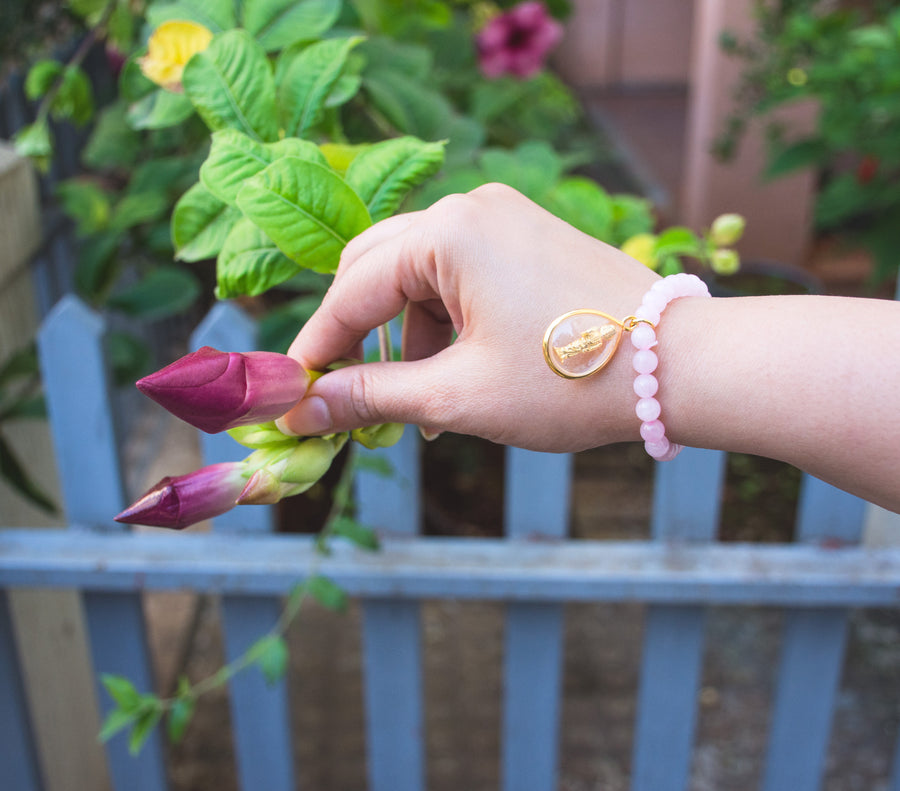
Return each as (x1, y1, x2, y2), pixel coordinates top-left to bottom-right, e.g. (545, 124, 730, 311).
(761, 477, 866, 791)
(0, 590, 43, 791)
(37, 295, 167, 791)
(501, 448, 571, 791)
(632, 447, 726, 791)
(192, 304, 294, 791)
(357, 429, 426, 791)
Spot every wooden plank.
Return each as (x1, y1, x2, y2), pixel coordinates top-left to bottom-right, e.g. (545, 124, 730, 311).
(501, 449, 570, 791)
(38, 296, 168, 791)
(761, 478, 866, 791)
(6, 532, 900, 607)
(357, 427, 425, 791)
(192, 305, 294, 791)
(633, 447, 725, 791)
(0, 589, 43, 791)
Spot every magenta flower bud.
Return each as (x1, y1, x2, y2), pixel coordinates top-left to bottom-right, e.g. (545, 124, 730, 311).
(114, 462, 247, 529)
(475, 1, 564, 79)
(136, 346, 309, 433)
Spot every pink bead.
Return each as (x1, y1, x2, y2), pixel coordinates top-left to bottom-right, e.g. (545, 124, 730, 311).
(632, 349, 658, 374)
(634, 305, 661, 325)
(641, 290, 668, 314)
(644, 437, 670, 459)
(635, 397, 661, 422)
(633, 373, 658, 398)
(640, 419, 665, 442)
(630, 323, 657, 350)
(656, 442, 683, 462)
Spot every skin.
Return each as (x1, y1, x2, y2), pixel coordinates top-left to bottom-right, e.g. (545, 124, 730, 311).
(280, 184, 900, 513)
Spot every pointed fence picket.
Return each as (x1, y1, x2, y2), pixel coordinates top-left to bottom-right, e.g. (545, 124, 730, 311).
(1, 293, 900, 791)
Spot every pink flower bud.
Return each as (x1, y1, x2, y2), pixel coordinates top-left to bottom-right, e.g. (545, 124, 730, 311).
(136, 346, 309, 434)
(114, 462, 247, 529)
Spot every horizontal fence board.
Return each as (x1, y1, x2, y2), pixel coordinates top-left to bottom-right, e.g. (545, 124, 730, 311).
(4, 531, 900, 606)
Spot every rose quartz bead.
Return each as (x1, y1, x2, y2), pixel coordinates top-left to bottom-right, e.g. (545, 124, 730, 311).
(635, 397, 661, 422)
(644, 437, 670, 458)
(641, 290, 668, 314)
(634, 305, 661, 325)
(632, 349, 658, 374)
(629, 323, 657, 350)
(640, 419, 665, 442)
(633, 373, 658, 398)
(655, 442, 683, 462)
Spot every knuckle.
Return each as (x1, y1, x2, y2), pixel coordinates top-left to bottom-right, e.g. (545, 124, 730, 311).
(347, 369, 384, 425)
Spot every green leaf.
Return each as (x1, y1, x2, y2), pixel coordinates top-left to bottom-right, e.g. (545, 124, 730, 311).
(544, 177, 613, 241)
(306, 575, 348, 611)
(129, 704, 163, 756)
(100, 674, 142, 711)
(276, 37, 364, 138)
(353, 452, 394, 479)
(362, 68, 453, 140)
(82, 103, 144, 171)
(146, 0, 236, 31)
(0, 430, 58, 514)
(13, 121, 52, 171)
(126, 88, 195, 130)
(253, 634, 289, 684)
(109, 191, 170, 233)
(56, 180, 111, 236)
(25, 60, 62, 100)
(1, 394, 46, 421)
(74, 232, 122, 303)
(200, 129, 326, 206)
(331, 516, 379, 550)
(243, 0, 342, 51)
(106, 331, 152, 387)
(173, 182, 241, 261)
(766, 138, 829, 178)
(107, 267, 201, 321)
(53, 66, 94, 125)
(216, 218, 301, 298)
(98, 708, 137, 743)
(166, 695, 195, 743)
(236, 157, 372, 274)
(258, 294, 326, 352)
(479, 142, 563, 202)
(653, 227, 701, 258)
(0, 345, 39, 389)
(345, 136, 445, 222)
(609, 194, 654, 246)
(815, 173, 868, 227)
(183, 30, 278, 141)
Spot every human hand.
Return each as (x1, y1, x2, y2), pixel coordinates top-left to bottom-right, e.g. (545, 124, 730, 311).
(280, 183, 663, 452)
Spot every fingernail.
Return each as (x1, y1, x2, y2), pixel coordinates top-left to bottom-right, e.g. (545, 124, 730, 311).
(288, 396, 333, 435)
(418, 426, 442, 442)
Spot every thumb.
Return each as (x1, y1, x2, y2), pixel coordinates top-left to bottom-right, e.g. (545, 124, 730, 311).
(277, 355, 460, 437)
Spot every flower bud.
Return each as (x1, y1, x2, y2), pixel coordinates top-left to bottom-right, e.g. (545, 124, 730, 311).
(352, 423, 405, 450)
(115, 462, 247, 529)
(237, 437, 343, 505)
(137, 346, 309, 434)
(709, 214, 746, 247)
(228, 422, 296, 450)
(710, 248, 740, 276)
(620, 234, 659, 270)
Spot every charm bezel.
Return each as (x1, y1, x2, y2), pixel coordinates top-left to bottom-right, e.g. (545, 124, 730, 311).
(542, 309, 625, 380)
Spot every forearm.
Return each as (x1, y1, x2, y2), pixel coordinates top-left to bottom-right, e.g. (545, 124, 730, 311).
(660, 294, 900, 510)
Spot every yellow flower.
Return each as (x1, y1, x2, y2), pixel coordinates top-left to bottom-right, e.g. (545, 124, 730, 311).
(621, 233, 659, 270)
(139, 21, 214, 92)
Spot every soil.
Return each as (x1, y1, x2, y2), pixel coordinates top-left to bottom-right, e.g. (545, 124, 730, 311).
(135, 421, 900, 791)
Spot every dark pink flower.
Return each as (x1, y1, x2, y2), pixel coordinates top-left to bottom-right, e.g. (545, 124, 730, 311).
(475, 1, 564, 79)
(136, 346, 308, 434)
(115, 462, 247, 529)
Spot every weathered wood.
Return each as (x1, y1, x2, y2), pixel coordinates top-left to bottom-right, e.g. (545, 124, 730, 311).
(633, 447, 725, 791)
(192, 304, 294, 791)
(501, 449, 571, 791)
(38, 296, 167, 791)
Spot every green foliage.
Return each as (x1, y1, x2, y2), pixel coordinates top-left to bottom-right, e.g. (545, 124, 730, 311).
(719, 0, 900, 281)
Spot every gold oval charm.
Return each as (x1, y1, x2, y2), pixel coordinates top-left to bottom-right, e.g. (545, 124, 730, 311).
(542, 310, 624, 379)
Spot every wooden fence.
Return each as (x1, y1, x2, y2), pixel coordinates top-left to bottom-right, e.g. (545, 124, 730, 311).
(2, 293, 900, 791)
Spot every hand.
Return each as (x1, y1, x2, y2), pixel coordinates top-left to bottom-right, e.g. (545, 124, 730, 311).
(280, 183, 662, 452)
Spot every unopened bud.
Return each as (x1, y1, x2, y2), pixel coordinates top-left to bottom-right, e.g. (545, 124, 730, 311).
(709, 214, 745, 247)
(710, 248, 740, 275)
(352, 423, 405, 450)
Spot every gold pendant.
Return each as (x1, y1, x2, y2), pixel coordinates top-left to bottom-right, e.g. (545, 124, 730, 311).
(542, 310, 625, 379)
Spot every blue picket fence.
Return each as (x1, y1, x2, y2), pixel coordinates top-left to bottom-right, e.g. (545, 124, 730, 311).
(2, 293, 900, 791)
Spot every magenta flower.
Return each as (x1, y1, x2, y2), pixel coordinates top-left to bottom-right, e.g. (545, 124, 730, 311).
(475, 1, 564, 79)
(136, 346, 309, 434)
(114, 462, 247, 529)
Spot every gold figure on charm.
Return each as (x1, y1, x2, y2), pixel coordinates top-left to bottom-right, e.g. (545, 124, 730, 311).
(554, 324, 617, 360)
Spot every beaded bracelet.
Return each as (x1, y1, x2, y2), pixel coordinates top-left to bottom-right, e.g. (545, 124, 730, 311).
(542, 273, 710, 461)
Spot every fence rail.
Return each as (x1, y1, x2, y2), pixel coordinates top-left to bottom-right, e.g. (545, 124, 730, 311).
(2, 288, 900, 791)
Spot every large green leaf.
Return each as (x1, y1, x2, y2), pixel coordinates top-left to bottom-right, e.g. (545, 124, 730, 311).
(479, 142, 563, 202)
(345, 136, 445, 222)
(183, 30, 278, 141)
(544, 177, 613, 241)
(0, 430, 58, 515)
(126, 88, 195, 130)
(216, 218, 301, 298)
(766, 137, 829, 178)
(236, 157, 372, 273)
(277, 37, 363, 138)
(199, 128, 326, 205)
(243, 0, 341, 52)
(172, 182, 242, 261)
(82, 102, 143, 170)
(146, 0, 236, 32)
(362, 68, 453, 140)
